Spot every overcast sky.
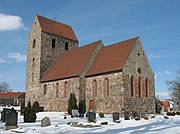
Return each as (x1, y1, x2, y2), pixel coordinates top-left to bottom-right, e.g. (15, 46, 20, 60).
(0, 0, 179, 99)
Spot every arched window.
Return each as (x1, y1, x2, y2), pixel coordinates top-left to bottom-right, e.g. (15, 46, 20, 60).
(52, 39, 55, 48)
(145, 78, 149, 97)
(130, 75, 135, 97)
(64, 81, 68, 98)
(138, 67, 142, 74)
(44, 84, 47, 95)
(138, 76, 142, 97)
(104, 78, 109, 96)
(65, 42, 68, 51)
(92, 80, 97, 97)
(56, 83, 59, 98)
(32, 39, 36, 48)
(32, 58, 35, 66)
(32, 73, 34, 82)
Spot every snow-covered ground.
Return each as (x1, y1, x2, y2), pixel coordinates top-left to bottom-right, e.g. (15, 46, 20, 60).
(0, 111, 180, 134)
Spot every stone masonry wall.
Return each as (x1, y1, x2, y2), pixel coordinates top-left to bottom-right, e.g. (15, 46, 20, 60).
(86, 72, 124, 113)
(26, 16, 42, 105)
(40, 32, 78, 78)
(122, 38, 156, 114)
(39, 77, 80, 111)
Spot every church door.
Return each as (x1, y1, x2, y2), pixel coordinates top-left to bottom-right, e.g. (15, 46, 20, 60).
(89, 100, 95, 111)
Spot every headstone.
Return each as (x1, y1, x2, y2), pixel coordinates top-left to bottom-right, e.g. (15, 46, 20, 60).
(87, 112, 96, 123)
(4, 108, 18, 130)
(41, 116, 51, 127)
(124, 111, 130, 120)
(1, 108, 7, 122)
(113, 112, 120, 121)
(72, 109, 79, 117)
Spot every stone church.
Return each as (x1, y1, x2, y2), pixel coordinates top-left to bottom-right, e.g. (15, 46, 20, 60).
(26, 15, 155, 114)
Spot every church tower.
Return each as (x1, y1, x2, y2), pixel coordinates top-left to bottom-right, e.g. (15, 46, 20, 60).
(25, 15, 78, 105)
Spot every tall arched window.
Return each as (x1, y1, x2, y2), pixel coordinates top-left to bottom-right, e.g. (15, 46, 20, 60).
(44, 84, 47, 95)
(52, 39, 55, 48)
(104, 78, 109, 96)
(145, 78, 149, 97)
(56, 83, 59, 98)
(92, 80, 97, 97)
(32, 58, 35, 66)
(65, 42, 68, 51)
(130, 75, 135, 97)
(138, 76, 142, 97)
(64, 81, 68, 98)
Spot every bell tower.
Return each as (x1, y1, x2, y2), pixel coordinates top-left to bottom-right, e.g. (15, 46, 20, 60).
(25, 15, 78, 105)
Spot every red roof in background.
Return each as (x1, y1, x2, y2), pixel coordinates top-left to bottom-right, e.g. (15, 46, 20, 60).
(37, 15, 78, 42)
(86, 37, 138, 76)
(41, 40, 101, 82)
(160, 101, 170, 107)
(0, 92, 25, 98)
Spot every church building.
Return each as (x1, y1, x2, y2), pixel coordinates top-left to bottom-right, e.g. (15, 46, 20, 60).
(25, 15, 155, 114)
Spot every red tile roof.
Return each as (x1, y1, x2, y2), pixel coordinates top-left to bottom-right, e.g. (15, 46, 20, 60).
(41, 40, 102, 82)
(86, 37, 138, 76)
(160, 101, 170, 107)
(37, 15, 78, 41)
(0, 92, 25, 98)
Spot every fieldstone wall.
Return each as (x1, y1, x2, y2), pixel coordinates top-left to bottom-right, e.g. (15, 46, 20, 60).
(39, 77, 80, 111)
(40, 32, 78, 78)
(122, 38, 155, 114)
(26, 16, 42, 105)
(86, 72, 124, 113)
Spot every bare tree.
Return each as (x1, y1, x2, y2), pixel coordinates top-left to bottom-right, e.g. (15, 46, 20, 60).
(166, 69, 180, 109)
(0, 82, 12, 92)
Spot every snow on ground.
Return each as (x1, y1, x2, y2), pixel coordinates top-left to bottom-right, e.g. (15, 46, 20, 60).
(0, 111, 180, 134)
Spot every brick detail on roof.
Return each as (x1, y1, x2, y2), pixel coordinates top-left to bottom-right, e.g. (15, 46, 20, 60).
(86, 37, 138, 76)
(36, 15, 78, 42)
(41, 40, 102, 82)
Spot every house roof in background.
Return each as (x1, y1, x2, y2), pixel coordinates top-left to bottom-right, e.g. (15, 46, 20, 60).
(160, 100, 170, 107)
(37, 15, 78, 42)
(0, 92, 25, 98)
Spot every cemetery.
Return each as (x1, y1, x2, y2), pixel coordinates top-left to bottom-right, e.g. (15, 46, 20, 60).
(1, 104, 180, 133)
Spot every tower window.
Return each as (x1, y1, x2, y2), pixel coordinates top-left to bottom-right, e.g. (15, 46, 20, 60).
(65, 42, 68, 51)
(32, 58, 35, 66)
(52, 39, 56, 48)
(32, 39, 36, 48)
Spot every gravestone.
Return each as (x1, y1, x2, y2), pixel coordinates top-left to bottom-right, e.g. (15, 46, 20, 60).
(124, 111, 130, 120)
(1, 108, 7, 122)
(41, 116, 51, 127)
(4, 108, 18, 130)
(72, 109, 79, 117)
(87, 112, 96, 123)
(113, 112, 120, 121)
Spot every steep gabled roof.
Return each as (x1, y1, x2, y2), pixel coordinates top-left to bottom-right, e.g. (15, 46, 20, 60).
(0, 92, 25, 98)
(86, 37, 138, 76)
(41, 40, 102, 82)
(36, 15, 78, 41)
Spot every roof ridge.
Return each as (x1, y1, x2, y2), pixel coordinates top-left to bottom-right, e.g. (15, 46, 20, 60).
(106, 36, 139, 47)
(36, 14, 71, 27)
